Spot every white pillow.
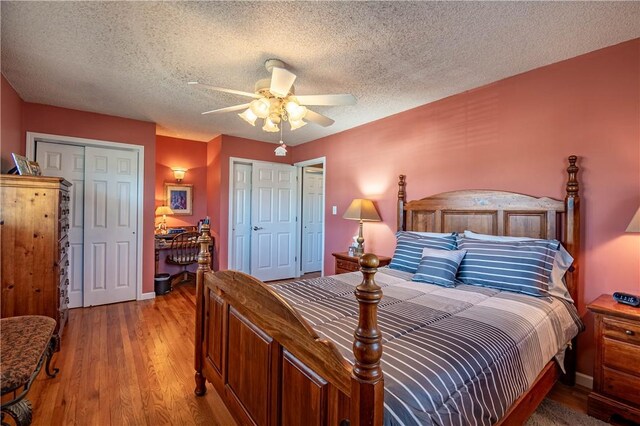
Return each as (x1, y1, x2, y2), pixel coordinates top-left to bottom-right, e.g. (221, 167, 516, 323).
(463, 230, 574, 302)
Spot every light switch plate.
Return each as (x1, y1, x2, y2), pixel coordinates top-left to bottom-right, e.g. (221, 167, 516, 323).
(332, 205, 337, 215)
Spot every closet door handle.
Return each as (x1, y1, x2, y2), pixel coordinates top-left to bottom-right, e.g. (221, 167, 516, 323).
(252, 226, 264, 231)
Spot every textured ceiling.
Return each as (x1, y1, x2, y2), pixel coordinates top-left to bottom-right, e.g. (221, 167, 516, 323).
(2, 2, 639, 145)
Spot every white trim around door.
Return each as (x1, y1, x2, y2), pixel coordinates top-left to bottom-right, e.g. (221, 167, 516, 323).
(26, 131, 150, 301)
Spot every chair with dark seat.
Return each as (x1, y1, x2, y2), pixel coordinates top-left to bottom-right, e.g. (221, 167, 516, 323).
(165, 231, 200, 287)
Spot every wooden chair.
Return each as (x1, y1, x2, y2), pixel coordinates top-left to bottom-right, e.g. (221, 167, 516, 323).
(165, 231, 200, 287)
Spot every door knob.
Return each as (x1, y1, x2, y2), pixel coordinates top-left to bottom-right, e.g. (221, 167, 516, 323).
(252, 226, 264, 231)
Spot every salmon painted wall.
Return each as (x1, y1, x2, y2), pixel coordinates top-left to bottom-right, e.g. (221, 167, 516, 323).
(292, 39, 640, 376)
(215, 135, 291, 270)
(1, 75, 24, 172)
(155, 135, 209, 276)
(21, 102, 158, 294)
(155, 135, 208, 227)
(206, 136, 222, 270)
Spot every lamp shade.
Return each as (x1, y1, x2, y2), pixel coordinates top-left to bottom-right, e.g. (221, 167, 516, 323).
(626, 207, 640, 232)
(343, 199, 381, 222)
(155, 205, 174, 216)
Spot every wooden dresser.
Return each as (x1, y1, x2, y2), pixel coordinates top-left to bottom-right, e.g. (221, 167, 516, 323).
(332, 252, 391, 274)
(1, 175, 71, 349)
(587, 294, 640, 424)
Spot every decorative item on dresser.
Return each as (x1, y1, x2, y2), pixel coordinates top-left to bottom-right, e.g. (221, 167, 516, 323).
(0, 175, 71, 349)
(332, 251, 391, 274)
(192, 155, 581, 425)
(587, 294, 640, 424)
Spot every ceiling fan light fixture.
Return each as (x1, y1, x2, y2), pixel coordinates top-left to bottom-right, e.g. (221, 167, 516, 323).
(238, 108, 258, 126)
(285, 101, 307, 121)
(250, 98, 271, 119)
(268, 113, 281, 124)
(289, 119, 307, 131)
(262, 117, 279, 132)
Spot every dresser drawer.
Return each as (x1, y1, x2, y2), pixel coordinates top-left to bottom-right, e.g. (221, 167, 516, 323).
(603, 337, 640, 376)
(336, 258, 359, 272)
(602, 366, 640, 406)
(603, 317, 640, 345)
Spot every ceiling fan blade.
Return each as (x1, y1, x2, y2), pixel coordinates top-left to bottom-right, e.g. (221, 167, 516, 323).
(305, 109, 335, 127)
(270, 67, 297, 97)
(201, 103, 250, 115)
(295, 94, 357, 106)
(188, 81, 261, 99)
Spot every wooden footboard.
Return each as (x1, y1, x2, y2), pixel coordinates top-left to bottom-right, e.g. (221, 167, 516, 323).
(194, 224, 384, 426)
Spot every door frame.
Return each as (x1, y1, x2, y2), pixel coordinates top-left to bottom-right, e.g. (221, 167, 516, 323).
(294, 157, 326, 277)
(26, 131, 147, 301)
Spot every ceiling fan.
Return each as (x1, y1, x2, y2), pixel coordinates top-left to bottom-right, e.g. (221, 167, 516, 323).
(188, 59, 356, 133)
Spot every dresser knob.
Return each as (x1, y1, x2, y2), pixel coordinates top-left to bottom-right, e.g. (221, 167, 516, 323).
(625, 330, 634, 336)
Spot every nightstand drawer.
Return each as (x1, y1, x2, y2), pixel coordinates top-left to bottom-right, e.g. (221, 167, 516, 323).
(603, 337, 640, 375)
(336, 259, 359, 272)
(603, 317, 640, 345)
(602, 367, 640, 406)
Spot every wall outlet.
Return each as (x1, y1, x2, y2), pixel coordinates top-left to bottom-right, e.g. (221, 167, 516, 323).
(332, 205, 337, 215)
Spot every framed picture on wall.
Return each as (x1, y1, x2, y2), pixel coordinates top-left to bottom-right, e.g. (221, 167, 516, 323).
(165, 183, 193, 215)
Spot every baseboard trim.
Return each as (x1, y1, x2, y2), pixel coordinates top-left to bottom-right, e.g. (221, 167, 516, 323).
(138, 292, 156, 301)
(575, 372, 593, 390)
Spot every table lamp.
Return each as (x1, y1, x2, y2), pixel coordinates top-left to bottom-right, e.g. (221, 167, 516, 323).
(155, 205, 174, 234)
(626, 206, 640, 233)
(343, 198, 381, 255)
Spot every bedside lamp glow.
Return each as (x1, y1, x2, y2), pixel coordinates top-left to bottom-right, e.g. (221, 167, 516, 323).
(343, 198, 381, 256)
(626, 206, 640, 233)
(155, 205, 174, 234)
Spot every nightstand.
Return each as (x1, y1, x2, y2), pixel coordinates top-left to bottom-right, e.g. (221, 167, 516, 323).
(332, 252, 391, 275)
(587, 294, 640, 424)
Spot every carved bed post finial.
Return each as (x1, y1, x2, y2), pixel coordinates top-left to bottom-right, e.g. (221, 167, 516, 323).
(397, 175, 406, 232)
(566, 155, 579, 197)
(194, 223, 212, 396)
(351, 253, 384, 426)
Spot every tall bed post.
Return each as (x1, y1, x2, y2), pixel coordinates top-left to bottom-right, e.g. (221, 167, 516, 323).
(397, 175, 406, 232)
(564, 155, 580, 303)
(562, 155, 580, 386)
(351, 254, 384, 426)
(194, 223, 212, 396)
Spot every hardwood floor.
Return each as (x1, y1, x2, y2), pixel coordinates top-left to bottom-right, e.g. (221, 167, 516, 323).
(26, 278, 589, 425)
(28, 284, 236, 426)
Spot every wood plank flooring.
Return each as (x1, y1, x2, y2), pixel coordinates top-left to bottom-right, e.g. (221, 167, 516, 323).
(27, 278, 588, 425)
(28, 284, 236, 426)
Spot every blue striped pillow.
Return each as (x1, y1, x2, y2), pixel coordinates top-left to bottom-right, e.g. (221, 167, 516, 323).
(456, 236, 559, 296)
(412, 248, 467, 287)
(389, 232, 457, 273)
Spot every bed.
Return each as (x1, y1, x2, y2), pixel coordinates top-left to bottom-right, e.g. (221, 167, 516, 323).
(193, 155, 582, 426)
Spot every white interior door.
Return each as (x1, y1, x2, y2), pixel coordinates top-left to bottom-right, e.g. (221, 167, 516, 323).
(83, 146, 138, 306)
(36, 142, 85, 309)
(250, 162, 297, 281)
(231, 163, 252, 274)
(301, 167, 324, 273)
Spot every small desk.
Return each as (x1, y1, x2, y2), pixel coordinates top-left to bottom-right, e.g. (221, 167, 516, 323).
(154, 234, 214, 274)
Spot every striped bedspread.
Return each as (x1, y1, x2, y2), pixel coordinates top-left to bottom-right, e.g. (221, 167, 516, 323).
(271, 268, 583, 426)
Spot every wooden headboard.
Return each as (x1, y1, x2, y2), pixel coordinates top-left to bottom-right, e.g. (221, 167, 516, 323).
(397, 155, 580, 302)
